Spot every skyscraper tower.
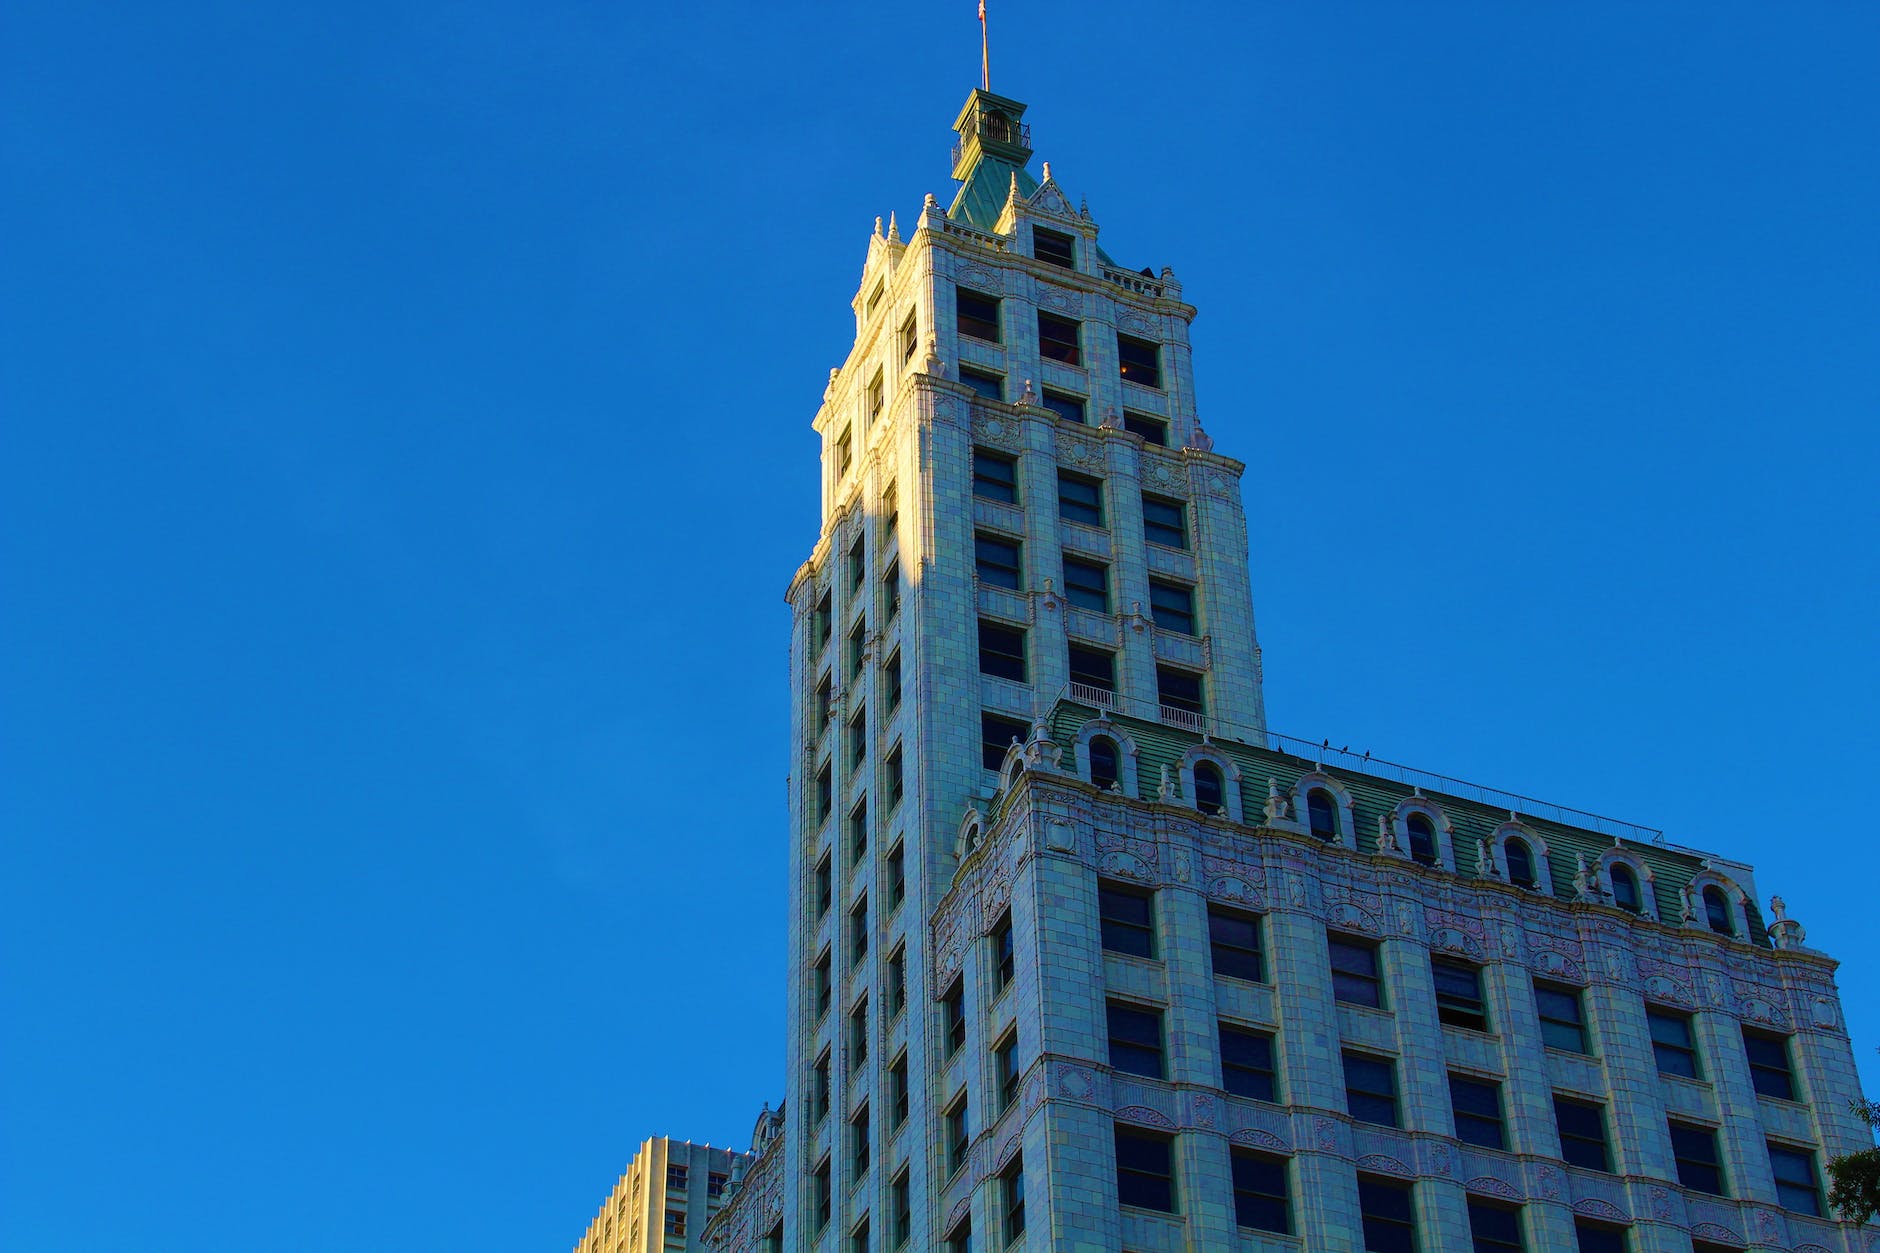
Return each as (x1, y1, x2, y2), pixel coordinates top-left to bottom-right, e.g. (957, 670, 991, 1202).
(701, 87, 1874, 1253)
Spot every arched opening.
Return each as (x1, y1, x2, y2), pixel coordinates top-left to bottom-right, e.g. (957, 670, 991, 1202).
(1703, 885, 1733, 935)
(1193, 763, 1224, 816)
(1406, 813, 1438, 866)
(1610, 864, 1641, 913)
(1089, 737, 1119, 791)
(1504, 837, 1536, 889)
(1307, 789, 1338, 840)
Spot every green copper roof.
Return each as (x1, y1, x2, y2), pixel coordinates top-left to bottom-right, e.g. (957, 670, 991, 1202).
(949, 159, 1037, 233)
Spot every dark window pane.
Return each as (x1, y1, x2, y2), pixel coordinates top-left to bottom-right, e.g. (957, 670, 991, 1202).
(1703, 885, 1733, 934)
(972, 449, 1016, 502)
(1433, 957, 1488, 1032)
(1768, 1144, 1820, 1215)
(977, 620, 1026, 682)
(1098, 883, 1155, 958)
(1057, 473, 1104, 526)
(960, 366, 1003, 401)
(1648, 1008, 1700, 1079)
(1358, 1177, 1417, 1253)
(1743, 1029, 1796, 1101)
(1555, 1096, 1611, 1172)
(1504, 838, 1536, 888)
(1449, 1074, 1505, 1149)
(1220, 1024, 1277, 1102)
(1344, 1053, 1399, 1128)
(1535, 982, 1587, 1053)
(1106, 1003, 1164, 1079)
(1610, 864, 1641, 912)
(1067, 643, 1115, 691)
(1330, 936, 1383, 1008)
(1038, 311, 1081, 365)
(1142, 496, 1186, 548)
(1467, 1200, 1524, 1253)
(1574, 1221, 1628, 1253)
(1669, 1121, 1725, 1195)
(1088, 735, 1120, 789)
(1407, 814, 1438, 866)
(1123, 411, 1168, 445)
(1157, 665, 1202, 713)
(1193, 764, 1226, 816)
(1231, 1151, 1290, 1233)
(1208, 906, 1263, 981)
(975, 533, 1021, 589)
(957, 288, 1001, 342)
(1117, 334, 1162, 389)
(1033, 227, 1076, 268)
(1042, 390, 1085, 424)
(1114, 1127, 1175, 1212)
(1307, 789, 1338, 839)
(981, 712, 1028, 771)
(1148, 580, 1194, 634)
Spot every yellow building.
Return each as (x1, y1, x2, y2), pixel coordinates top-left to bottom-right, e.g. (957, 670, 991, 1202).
(574, 1137, 752, 1253)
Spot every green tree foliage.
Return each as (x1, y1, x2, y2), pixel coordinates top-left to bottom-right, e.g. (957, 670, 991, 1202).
(1827, 1054, 1880, 1227)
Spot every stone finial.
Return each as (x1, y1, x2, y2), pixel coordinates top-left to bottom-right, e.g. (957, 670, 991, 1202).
(1264, 778, 1286, 823)
(925, 193, 938, 208)
(1007, 171, 1021, 206)
(1770, 895, 1788, 921)
(1042, 160, 1053, 182)
(874, 215, 884, 237)
(1573, 853, 1595, 901)
(1079, 198, 1091, 219)
(1099, 408, 1123, 430)
(1159, 764, 1175, 802)
(887, 211, 901, 243)
(1376, 814, 1400, 855)
(1018, 378, 1038, 406)
(1185, 419, 1214, 453)
(1767, 896, 1806, 950)
(1680, 884, 1700, 926)
(1477, 837, 1496, 879)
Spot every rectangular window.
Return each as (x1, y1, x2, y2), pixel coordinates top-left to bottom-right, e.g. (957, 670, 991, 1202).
(956, 288, 1001, 343)
(1554, 1095, 1612, 1172)
(1647, 1006, 1700, 1079)
(1062, 557, 1110, 612)
(1033, 226, 1076, 268)
(847, 621, 866, 680)
(849, 534, 866, 589)
(881, 559, 899, 620)
(1219, 1023, 1277, 1102)
(885, 746, 903, 811)
(1232, 1149, 1290, 1233)
(1433, 956, 1490, 1032)
(1117, 333, 1162, 389)
(1001, 1154, 1026, 1243)
(887, 842, 906, 911)
(1535, 981, 1588, 1053)
(848, 1217, 869, 1253)
(814, 591, 833, 655)
(1098, 881, 1156, 958)
(846, 793, 864, 865)
(1157, 665, 1203, 714)
(813, 1050, 831, 1121)
(1468, 1198, 1524, 1253)
(995, 1030, 1020, 1113)
(945, 1216, 970, 1253)
(1142, 494, 1187, 548)
(1449, 1073, 1506, 1149)
(1038, 311, 1081, 365)
(815, 853, 832, 918)
(883, 651, 902, 712)
(1106, 1001, 1165, 1079)
(1768, 1142, 1821, 1215)
(849, 896, 868, 967)
(812, 1159, 832, 1232)
(1067, 642, 1115, 692)
(1057, 471, 1104, 526)
(815, 674, 832, 735)
(1669, 1120, 1725, 1195)
(959, 365, 1003, 401)
(1358, 1176, 1417, 1253)
(974, 533, 1022, 589)
(816, 763, 833, 824)
(848, 708, 867, 769)
(1343, 1051, 1400, 1127)
(990, 912, 1015, 995)
(1114, 1125, 1175, 1212)
(867, 282, 885, 320)
(665, 1210, 685, 1237)
(977, 619, 1027, 682)
(1041, 389, 1085, 424)
(1574, 1220, 1628, 1253)
(881, 480, 897, 541)
(945, 1094, 970, 1175)
(889, 1052, 909, 1128)
(814, 951, 832, 1018)
(836, 426, 853, 477)
(1123, 411, 1168, 445)
(1743, 1027, 1796, 1100)
(890, 1171, 910, 1249)
(868, 369, 884, 419)
(848, 996, 868, 1065)
(887, 944, 906, 1018)
(1208, 905, 1265, 981)
(1329, 933, 1384, 1008)
(972, 448, 1017, 503)
(667, 1163, 688, 1189)
(851, 1103, 871, 1179)
(942, 978, 965, 1056)
(1692, 1243, 1745, 1253)
(1149, 581, 1196, 635)
(707, 1172, 726, 1198)
(981, 712, 1028, 770)
(900, 308, 918, 363)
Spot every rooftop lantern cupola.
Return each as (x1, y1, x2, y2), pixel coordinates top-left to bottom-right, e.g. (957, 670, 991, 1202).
(948, 88, 1037, 231)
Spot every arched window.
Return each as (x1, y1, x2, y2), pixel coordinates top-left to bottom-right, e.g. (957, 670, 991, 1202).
(1504, 837, 1536, 889)
(1610, 864, 1641, 913)
(1089, 737, 1119, 791)
(1703, 885, 1733, 935)
(1307, 789, 1338, 840)
(1406, 814, 1438, 866)
(1193, 763, 1224, 815)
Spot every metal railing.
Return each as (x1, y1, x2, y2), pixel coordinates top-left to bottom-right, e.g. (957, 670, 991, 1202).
(1067, 681, 1115, 710)
(1101, 266, 1165, 298)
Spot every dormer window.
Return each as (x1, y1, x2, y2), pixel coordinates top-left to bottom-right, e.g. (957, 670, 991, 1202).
(1611, 864, 1642, 912)
(1504, 837, 1537, 889)
(1033, 228, 1076, 269)
(1703, 885, 1734, 935)
(1089, 736, 1120, 790)
(1194, 763, 1225, 816)
(1406, 814, 1438, 866)
(1307, 789, 1338, 840)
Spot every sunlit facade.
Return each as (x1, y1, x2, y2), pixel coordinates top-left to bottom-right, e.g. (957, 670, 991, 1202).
(574, 1137, 751, 1253)
(698, 88, 1876, 1253)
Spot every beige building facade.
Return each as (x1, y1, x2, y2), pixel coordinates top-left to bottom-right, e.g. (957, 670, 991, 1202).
(574, 1136, 752, 1253)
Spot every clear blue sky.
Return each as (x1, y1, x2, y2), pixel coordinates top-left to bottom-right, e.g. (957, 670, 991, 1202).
(4, 3, 1876, 1248)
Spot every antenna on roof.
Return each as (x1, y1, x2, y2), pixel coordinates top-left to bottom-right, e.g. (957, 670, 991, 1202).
(979, 0, 991, 91)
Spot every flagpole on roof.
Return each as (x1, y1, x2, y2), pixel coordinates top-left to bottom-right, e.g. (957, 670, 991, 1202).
(979, 0, 990, 92)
